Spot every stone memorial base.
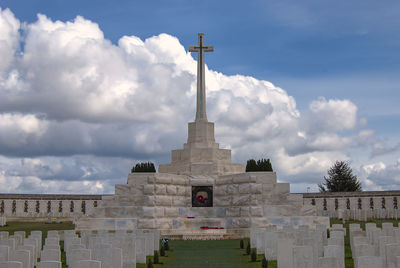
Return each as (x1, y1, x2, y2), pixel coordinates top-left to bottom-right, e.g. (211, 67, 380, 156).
(76, 171, 329, 236)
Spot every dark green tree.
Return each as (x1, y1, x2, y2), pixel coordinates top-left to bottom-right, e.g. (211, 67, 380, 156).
(250, 249, 257, 262)
(262, 256, 268, 268)
(131, 162, 156, 173)
(246, 158, 273, 172)
(154, 251, 159, 264)
(246, 159, 257, 171)
(318, 161, 362, 192)
(147, 259, 153, 268)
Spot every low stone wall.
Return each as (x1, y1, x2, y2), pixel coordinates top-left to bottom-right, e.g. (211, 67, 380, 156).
(302, 191, 400, 219)
(0, 194, 106, 218)
(3, 190, 400, 220)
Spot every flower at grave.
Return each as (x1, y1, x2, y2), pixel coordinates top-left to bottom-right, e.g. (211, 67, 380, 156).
(196, 195, 208, 203)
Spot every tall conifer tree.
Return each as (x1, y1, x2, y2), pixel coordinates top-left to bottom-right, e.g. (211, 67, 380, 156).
(318, 161, 362, 192)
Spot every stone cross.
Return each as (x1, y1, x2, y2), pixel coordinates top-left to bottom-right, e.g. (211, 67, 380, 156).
(189, 33, 213, 122)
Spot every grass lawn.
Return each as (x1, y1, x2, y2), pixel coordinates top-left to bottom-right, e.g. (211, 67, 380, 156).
(0, 221, 75, 235)
(137, 239, 269, 268)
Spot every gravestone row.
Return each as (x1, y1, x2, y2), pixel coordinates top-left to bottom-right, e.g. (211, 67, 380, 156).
(0, 228, 160, 268)
(251, 222, 400, 268)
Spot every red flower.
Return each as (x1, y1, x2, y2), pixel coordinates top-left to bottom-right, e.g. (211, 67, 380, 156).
(196, 195, 208, 203)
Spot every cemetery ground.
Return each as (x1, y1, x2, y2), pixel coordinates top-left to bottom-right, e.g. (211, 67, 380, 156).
(2, 219, 400, 267)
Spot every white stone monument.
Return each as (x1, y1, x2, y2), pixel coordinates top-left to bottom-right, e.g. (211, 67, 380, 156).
(75, 33, 329, 237)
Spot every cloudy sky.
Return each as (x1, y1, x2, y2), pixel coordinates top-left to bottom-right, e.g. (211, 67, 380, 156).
(0, 0, 399, 194)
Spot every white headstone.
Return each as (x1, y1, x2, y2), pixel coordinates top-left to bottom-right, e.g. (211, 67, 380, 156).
(121, 261, 135, 268)
(331, 224, 346, 236)
(383, 222, 395, 236)
(352, 237, 369, 252)
(93, 247, 122, 268)
(9, 250, 30, 268)
(0, 239, 15, 251)
(264, 231, 278, 260)
(44, 238, 59, 246)
(36, 261, 61, 268)
(357, 256, 383, 268)
(330, 230, 345, 239)
(0, 246, 9, 262)
(0, 261, 22, 268)
(327, 237, 344, 247)
(42, 246, 60, 252)
(349, 223, 361, 231)
(353, 244, 375, 258)
(0, 232, 9, 240)
(63, 230, 76, 240)
(370, 229, 382, 246)
(256, 232, 264, 254)
(318, 257, 339, 268)
(153, 230, 160, 251)
(13, 233, 25, 247)
(16, 245, 35, 268)
(46, 231, 59, 238)
(277, 238, 293, 268)
(350, 231, 366, 250)
(324, 245, 344, 268)
(293, 246, 313, 268)
(0, 217, 6, 227)
(74, 260, 101, 268)
(29, 231, 42, 253)
(22, 239, 37, 260)
(302, 237, 318, 268)
(385, 243, 400, 268)
(66, 244, 85, 254)
(68, 249, 91, 268)
(40, 249, 60, 262)
(88, 237, 103, 250)
(111, 236, 136, 265)
(379, 236, 396, 267)
(135, 236, 146, 264)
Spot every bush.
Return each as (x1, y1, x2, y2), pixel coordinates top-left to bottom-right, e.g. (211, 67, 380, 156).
(246, 158, 273, 172)
(147, 259, 153, 268)
(160, 245, 165, 256)
(154, 250, 159, 264)
(240, 239, 244, 249)
(250, 249, 257, 262)
(246, 242, 250, 255)
(262, 256, 268, 268)
(131, 162, 156, 173)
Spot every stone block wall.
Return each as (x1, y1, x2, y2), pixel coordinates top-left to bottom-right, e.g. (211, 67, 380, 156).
(303, 191, 400, 219)
(0, 194, 103, 218)
(76, 171, 318, 230)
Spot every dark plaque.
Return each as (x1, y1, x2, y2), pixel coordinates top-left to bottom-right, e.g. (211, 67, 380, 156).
(192, 186, 213, 207)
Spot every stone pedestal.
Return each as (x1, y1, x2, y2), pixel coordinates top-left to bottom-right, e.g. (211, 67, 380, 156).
(159, 121, 245, 175)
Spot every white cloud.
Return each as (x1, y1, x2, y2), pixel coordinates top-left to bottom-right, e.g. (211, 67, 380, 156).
(0, 8, 19, 75)
(0, 113, 48, 149)
(359, 159, 400, 190)
(0, 9, 397, 193)
(307, 97, 358, 132)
